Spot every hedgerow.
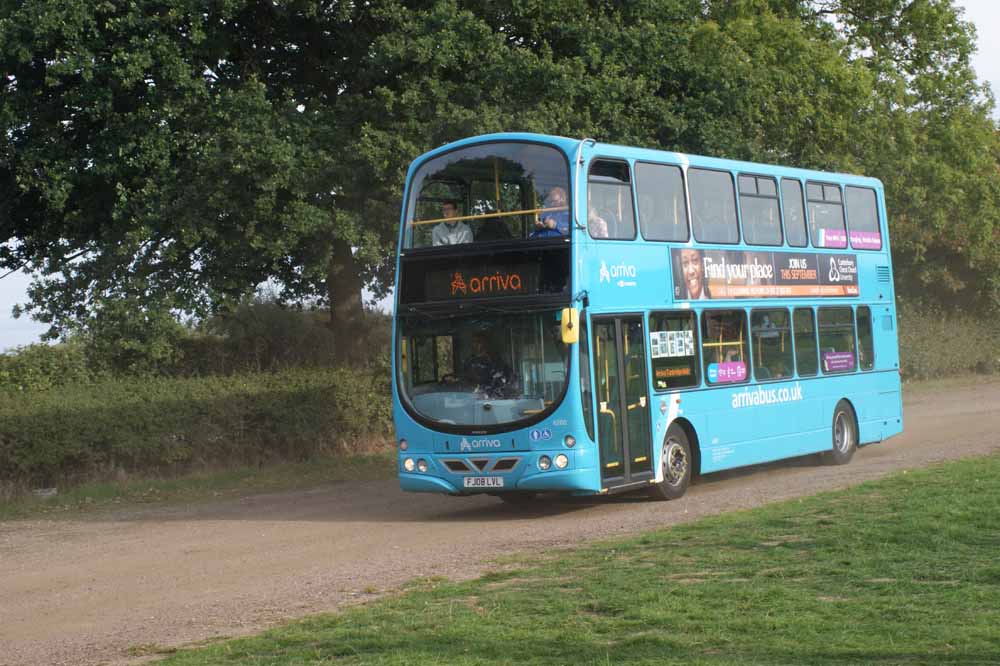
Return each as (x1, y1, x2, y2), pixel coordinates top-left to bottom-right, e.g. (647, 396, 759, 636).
(897, 303, 1000, 380)
(0, 366, 392, 488)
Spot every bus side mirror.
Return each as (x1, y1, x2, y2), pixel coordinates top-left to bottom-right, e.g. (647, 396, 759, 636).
(561, 307, 579, 344)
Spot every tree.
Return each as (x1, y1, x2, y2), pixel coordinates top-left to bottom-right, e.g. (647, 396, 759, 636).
(2, 0, 997, 359)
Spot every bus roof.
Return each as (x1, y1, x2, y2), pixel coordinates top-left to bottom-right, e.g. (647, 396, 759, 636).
(412, 132, 883, 190)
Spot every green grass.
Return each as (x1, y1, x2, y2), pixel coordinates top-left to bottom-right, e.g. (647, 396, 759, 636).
(0, 452, 395, 521)
(162, 455, 1000, 665)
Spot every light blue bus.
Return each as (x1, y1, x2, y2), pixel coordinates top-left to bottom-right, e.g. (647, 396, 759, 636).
(392, 133, 903, 503)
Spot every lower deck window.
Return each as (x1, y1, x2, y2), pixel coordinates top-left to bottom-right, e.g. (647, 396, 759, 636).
(649, 312, 699, 390)
(794, 308, 819, 376)
(856, 305, 874, 370)
(701, 310, 749, 384)
(751, 309, 793, 380)
(818, 307, 857, 373)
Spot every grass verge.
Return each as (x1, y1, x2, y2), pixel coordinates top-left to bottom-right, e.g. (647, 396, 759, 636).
(0, 452, 395, 521)
(162, 454, 1000, 665)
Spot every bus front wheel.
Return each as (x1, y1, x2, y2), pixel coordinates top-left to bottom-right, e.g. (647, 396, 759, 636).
(824, 400, 857, 466)
(649, 425, 692, 501)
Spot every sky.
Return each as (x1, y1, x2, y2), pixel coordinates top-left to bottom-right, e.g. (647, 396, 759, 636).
(2, 1, 999, 351)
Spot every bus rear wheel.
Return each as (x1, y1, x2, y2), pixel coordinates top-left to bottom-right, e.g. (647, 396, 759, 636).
(823, 400, 857, 466)
(649, 425, 692, 501)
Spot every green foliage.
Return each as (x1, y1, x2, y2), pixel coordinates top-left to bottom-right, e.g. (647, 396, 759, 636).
(898, 301, 1000, 379)
(2, 0, 998, 343)
(0, 366, 393, 487)
(190, 302, 392, 374)
(77, 296, 189, 375)
(0, 342, 91, 391)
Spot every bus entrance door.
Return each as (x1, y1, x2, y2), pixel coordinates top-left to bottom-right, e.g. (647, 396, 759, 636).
(593, 316, 654, 489)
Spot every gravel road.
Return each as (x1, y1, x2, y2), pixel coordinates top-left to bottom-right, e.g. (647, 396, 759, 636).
(1, 377, 998, 666)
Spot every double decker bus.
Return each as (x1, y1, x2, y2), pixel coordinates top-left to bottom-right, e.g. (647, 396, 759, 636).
(392, 133, 902, 503)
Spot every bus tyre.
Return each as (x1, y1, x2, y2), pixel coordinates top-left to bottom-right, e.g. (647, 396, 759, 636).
(649, 425, 692, 501)
(824, 400, 857, 466)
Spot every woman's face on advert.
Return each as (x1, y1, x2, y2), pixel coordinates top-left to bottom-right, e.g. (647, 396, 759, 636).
(681, 249, 704, 299)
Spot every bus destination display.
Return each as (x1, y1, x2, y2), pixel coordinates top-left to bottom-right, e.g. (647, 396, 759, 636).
(425, 264, 541, 300)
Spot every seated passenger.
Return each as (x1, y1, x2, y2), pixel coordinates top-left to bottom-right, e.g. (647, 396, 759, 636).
(531, 187, 569, 238)
(432, 200, 473, 246)
(588, 207, 609, 238)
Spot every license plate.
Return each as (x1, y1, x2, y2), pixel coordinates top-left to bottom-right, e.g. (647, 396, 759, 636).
(463, 476, 504, 489)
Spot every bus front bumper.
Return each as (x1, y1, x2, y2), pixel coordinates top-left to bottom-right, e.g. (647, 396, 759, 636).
(399, 473, 460, 494)
(399, 467, 599, 495)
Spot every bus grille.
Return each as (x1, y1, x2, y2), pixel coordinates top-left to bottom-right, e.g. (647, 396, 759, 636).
(876, 265, 891, 283)
(444, 460, 472, 473)
(492, 458, 519, 472)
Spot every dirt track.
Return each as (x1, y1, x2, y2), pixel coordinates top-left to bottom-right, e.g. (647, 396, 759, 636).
(1, 377, 999, 666)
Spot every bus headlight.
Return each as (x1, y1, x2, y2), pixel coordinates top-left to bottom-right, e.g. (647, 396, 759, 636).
(403, 458, 415, 472)
(417, 459, 429, 473)
(554, 454, 569, 469)
(538, 455, 552, 471)
(564, 435, 576, 448)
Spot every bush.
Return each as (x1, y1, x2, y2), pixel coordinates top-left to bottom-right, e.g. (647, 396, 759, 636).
(0, 342, 93, 392)
(898, 302, 1000, 380)
(0, 366, 393, 487)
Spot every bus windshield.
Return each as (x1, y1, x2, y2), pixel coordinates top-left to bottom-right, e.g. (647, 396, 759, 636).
(405, 142, 571, 248)
(397, 309, 569, 428)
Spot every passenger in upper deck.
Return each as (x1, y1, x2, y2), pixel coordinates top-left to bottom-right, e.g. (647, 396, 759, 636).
(432, 200, 473, 246)
(531, 187, 569, 238)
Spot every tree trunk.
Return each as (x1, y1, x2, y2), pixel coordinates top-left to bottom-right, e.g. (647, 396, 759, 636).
(327, 238, 365, 365)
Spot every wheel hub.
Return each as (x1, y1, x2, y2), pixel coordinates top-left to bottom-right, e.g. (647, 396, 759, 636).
(663, 439, 688, 485)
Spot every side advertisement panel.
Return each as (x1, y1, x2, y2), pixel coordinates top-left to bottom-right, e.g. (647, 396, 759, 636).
(671, 248, 858, 300)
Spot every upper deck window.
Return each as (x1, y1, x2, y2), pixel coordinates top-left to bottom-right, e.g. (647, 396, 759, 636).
(588, 160, 636, 240)
(739, 175, 782, 246)
(846, 186, 882, 250)
(689, 168, 739, 244)
(635, 162, 688, 242)
(806, 181, 847, 249)
(405, 142, 570, 249)
(781, 179, 809, 247)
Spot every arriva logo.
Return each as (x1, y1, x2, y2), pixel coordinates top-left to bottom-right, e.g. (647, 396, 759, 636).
(599, 260, 637, 286)
(599, 261, 611, 283)
(459, 438, 502, 452)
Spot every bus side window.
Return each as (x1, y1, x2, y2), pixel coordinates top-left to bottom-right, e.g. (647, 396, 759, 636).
(701, 310, 749, 384)
(807, 182, 847, 249)
(739, 175, 782, 246)
(649, 311, 699, 390)
(689, 168, 739, 244)
(588, 160, 636, 240)
(856, 306, 874, 370)
(846, 186, 882, 250)
(782, 179, 808, 247)
(636, 162, 689, 242)
(793, 308, 818, 376)
(751, 309, 793, 380)
(818, 307, 856, 373)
